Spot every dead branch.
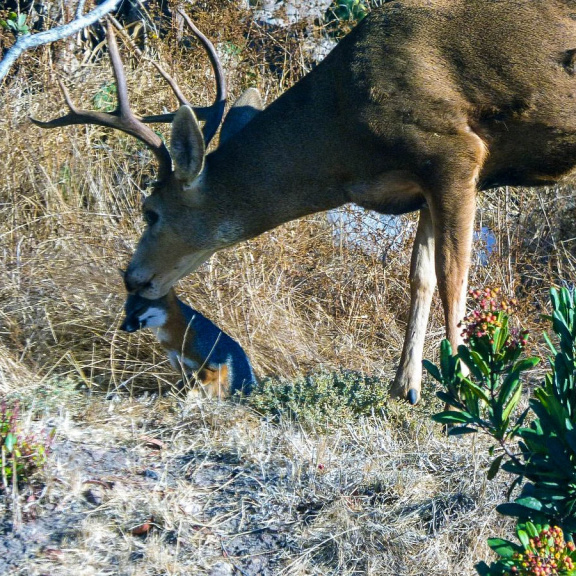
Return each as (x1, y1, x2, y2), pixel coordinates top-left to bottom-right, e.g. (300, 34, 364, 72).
(0, 0, 121, 84)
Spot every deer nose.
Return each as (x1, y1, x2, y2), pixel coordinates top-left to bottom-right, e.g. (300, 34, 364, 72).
(124, 268, 153, 294)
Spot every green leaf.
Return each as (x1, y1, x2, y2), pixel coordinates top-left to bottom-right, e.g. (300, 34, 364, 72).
(553, 314, 573, 345)
(498, 372, 520, 408)
(463, 386, 481, 418)
(494, 324, 508, 353)
(515, 497, 543, 512)
(4, 432, 17, 453)
(487, 538, 520, 558)
(440, 339, 454, 378)
(458, 346, 488, 379)
(524, 521, 540, 539)
(423, 360, 442, 383)
(531, 391, 565, 431)
(550, 287, 561, 313)
(496, 500, 544, 520)
(469, 350, 491, 377)
(502, 384, 523, 423)
(512, 357, 540, 372)
(463, 379, 491, 403)
(517, 528, 530, 549)
(432, 411, 474, 425)
(487, 454, 504, 480)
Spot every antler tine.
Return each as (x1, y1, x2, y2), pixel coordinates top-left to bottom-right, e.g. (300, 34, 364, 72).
(142, 9, 227, 146)
(106, 18, 132, 120)
(149, 59, 189, 107)
(178, 9, 226, 145)
(141, 60, 219, 124)
(108, 16, 190, 110)
(57, 78, 80, 113)
(31, 21, 173, 181)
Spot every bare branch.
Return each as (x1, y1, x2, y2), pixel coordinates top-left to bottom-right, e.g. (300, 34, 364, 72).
(76, 0, 88, 20)
(0, 0, 121, 84)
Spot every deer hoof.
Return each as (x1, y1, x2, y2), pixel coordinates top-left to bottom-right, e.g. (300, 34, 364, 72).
(407, 388, 419, 405)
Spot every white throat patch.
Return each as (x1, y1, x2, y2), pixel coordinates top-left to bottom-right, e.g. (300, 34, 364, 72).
(138, 306, 168, 328)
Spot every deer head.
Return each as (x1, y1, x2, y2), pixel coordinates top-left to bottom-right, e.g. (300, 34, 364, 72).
(32, 12, 263, 298)
(125, 87, 264, 298)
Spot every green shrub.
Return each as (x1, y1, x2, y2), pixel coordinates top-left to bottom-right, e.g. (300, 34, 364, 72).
(248, 369, 387, 428)
(323, 0, 369, 38)
(424, 288, 538, 478)
(325, 0, 369, 22)
(424, 286, 576, 575)
(481, 522, 576, 575)
(93, 81, 117, 113)
(499, 288, 576, 531)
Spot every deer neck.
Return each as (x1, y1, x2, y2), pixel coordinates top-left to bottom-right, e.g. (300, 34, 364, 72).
(203, 79, 354, 240)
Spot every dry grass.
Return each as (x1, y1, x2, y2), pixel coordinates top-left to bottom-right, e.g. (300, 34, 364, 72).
(2, 386, 516, 576)
(1, 2, 575, 574)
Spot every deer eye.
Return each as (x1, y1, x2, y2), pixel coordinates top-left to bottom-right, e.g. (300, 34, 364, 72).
(144, 210, 159, 226)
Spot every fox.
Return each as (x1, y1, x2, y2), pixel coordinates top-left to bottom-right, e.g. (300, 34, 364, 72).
(120, 289, 255, 398)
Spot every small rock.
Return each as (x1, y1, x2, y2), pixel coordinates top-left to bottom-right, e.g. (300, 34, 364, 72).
(142, 469, 159, 480)
(210, 561, 234, 576)
(83, 488, 103, 506)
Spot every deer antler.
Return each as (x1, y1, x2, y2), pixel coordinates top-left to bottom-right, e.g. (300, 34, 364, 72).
(141, 8, 227, 146)
(31, 21, 173, 181)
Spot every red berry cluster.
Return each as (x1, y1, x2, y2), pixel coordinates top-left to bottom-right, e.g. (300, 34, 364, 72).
(511, 526, 575, 575)
(459, 287, 528, 348)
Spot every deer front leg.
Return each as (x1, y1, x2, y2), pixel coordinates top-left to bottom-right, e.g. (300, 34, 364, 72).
(431, 187, 476, 372)
(390, 207, 436, 404)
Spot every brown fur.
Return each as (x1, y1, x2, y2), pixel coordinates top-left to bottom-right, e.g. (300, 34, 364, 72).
(194, 365, 230, 400)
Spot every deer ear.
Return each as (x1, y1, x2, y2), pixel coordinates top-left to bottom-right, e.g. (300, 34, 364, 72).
(219, 88, 263, 145)
(171, 105, 205, 184)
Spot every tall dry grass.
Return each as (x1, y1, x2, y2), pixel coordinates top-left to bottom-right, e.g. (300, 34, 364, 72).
(0, 2, 575, 574)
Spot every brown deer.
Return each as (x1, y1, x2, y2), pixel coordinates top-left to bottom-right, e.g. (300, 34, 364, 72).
(33, 2, 576, 405)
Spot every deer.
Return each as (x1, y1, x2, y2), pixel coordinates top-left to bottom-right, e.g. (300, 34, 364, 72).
(120, 289, 256, 398)
(32, 1, 576, 405)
